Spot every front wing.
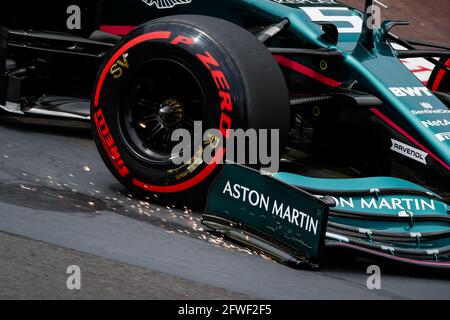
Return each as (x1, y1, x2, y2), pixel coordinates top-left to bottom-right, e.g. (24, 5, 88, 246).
(203, 164, 450, 270)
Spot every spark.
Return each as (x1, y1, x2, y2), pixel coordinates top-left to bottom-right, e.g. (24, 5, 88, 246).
(20, 184, 36, 191)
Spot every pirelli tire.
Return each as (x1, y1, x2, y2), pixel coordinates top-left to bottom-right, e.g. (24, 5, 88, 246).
(91, 15, 290, 206)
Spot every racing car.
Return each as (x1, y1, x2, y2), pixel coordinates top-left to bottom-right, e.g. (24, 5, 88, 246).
(1, 0, 449, 269)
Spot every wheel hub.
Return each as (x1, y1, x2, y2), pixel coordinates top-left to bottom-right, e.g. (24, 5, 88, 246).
(119, 58, 205, 164)
(158, 98, 184, 128)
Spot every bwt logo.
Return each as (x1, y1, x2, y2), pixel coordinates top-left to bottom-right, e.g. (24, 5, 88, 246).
(389, 87, 433, 97)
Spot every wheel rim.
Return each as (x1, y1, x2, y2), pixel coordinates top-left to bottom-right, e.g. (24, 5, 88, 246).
(119, 58, 206, 166)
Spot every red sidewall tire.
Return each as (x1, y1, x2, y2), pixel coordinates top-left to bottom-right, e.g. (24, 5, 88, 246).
(91, 15, 290, 205)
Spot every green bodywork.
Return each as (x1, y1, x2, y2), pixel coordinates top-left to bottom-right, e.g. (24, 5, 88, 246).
(275, 172, 450, 252)
(190, 0, 450, 266)
(205, 164, 330, 268)
(128, 0, 449, 175)
(242, 0, 450, 169)
(205, 164, 450, 268)
(102, 0, 450, 267)
(274, 172, 449, 221)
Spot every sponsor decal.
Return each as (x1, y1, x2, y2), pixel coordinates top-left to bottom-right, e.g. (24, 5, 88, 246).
(411, 101, 450, 115)
(422, 119, 450, 128)
(222, 180, 319, 235)
(93, 109, 130, 178)
(389, 87, 432, 97)
(436, 132, 450, 142)
(331, 196, 436, 212)
(420, 102, 433, 110)
(195, 51, 233, 140)
(206, 165, 328, 265)
(391, 139, 428, 164)
(411, 109, 450, 115)
(141, 0, 192, 9)
(371, 108, 450, 171)
(109, 53, 129, 79)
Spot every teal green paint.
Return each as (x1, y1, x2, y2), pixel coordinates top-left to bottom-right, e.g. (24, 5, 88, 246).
(206, 165, 329, 260)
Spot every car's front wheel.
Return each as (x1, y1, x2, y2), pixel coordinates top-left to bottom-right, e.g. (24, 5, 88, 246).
(91, 15, 290, 206)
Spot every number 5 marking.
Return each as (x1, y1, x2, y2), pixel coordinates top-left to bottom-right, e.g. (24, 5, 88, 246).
(301, 7, 363, 33)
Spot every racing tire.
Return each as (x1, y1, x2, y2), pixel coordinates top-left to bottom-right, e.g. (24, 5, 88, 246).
(91, 15, 290, 206)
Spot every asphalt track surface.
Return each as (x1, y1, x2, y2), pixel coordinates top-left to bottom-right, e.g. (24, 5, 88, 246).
(0, 116, 448, 300)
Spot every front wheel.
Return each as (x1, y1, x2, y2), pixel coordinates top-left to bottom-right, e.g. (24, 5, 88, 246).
(91, 15, 290, 206)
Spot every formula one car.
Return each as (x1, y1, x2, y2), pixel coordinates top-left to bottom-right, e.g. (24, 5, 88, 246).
(1, 0, 449, 268)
